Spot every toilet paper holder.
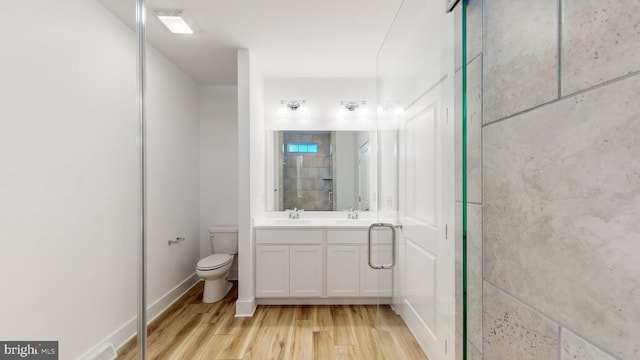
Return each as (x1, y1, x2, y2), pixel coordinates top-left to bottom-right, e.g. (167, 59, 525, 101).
(168, 236, 186, 246)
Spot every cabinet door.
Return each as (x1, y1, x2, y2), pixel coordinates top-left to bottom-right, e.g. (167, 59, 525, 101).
(256, 246, 290, 297)
(326, 245, 360, 297)
(289, 245, 323, 297)
(360, 244, 393, 297)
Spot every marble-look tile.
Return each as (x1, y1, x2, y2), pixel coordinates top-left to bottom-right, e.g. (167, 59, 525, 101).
(483, 282, 559, 359)
(483, 0, 559, 124)
(307, 168, 319, 179)
(466, 203, 483, 352)
(455, 202, 483, 352)
(455, 56, 482, 204)
(454, 0, 483, 71)
(561, 328, 617, 360)
(562, 0, 640, 95)
(456, 331, 483, 360)
(483, 75, 640, 359)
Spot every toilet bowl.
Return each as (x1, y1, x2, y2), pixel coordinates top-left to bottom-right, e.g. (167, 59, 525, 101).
(196, 254, 234, 303)
(196, 226, 238, 303)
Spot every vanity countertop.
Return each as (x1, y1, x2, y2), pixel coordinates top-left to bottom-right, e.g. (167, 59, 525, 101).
(253, 218, 375, 229)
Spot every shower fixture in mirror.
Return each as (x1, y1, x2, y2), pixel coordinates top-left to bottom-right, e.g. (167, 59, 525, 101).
(268, 130, 375, 212)
(445, 0, 461, 13)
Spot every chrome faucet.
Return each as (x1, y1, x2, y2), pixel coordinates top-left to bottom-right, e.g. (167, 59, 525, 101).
(287, 208, 303, 219)
(347, 208, 359, 219)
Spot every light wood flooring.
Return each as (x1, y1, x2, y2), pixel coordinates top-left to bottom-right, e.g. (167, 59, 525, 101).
(118, 281, 428, 360)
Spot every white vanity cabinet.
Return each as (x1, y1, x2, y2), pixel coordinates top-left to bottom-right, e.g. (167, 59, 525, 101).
(289, 245, 323, 297)
(326, 229, 393, 297)
(255, 245, 290, 297)
(326, 245, 360, 297)
(359, 245, 393, 297)
(326, 230, 365, 297)
(255, 225, 392, 302)
(255, 229, 323, 298)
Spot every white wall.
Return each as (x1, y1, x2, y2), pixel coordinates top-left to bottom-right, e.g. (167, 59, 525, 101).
(250, 59, 266, 222)
(236, 49, 253, 315)
(263, 78, 378, 212)
(0, 2, 137, 358)
(264, 78, 377, 131)
(236, 49, 265, 316)
(0, 2, 201, 358)
(146, 45, 201, 310)
(199, 85, 239, 277)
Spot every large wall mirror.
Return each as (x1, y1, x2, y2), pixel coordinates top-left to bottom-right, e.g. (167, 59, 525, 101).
(267, 130, 376, 212)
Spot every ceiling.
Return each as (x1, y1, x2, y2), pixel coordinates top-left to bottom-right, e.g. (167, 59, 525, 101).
(99, 0, 403, 85)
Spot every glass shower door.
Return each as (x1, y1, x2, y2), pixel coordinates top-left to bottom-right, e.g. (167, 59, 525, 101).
(0, 1, 139, 359)
(374, 0, 457, 359)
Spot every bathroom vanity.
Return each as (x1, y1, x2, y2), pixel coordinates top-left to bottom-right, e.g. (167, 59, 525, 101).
(253, 218, 392, 304)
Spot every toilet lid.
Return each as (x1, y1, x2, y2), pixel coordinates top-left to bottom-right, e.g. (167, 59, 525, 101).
(197, 254, 233, 270)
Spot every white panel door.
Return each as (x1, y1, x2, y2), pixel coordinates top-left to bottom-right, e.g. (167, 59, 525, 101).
(289, 245, 323, 297)
(396, 85, 454, 360)
(358, 141, 371, 211)
(360, 244, 392, 297)
(255, 246, 290, 297)
(376, 0, 455, 358)
(326, 245, 360, 297)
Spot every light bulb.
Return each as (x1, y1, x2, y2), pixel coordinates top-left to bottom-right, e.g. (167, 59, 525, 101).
(157, 15, 194, 34)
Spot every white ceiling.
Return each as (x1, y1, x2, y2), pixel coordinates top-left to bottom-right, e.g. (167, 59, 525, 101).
(99, 0, 402, 85)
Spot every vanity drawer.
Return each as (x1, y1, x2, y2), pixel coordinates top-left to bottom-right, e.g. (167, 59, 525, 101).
(326, 229, 368, 244)
(255, 229, 323, 244)
(326, 229, 390, 245)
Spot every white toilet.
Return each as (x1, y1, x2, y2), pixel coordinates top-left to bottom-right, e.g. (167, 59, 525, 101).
(196, 226, 238, 303)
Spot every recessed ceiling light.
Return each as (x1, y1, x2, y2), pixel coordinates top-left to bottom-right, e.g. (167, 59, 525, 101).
(152, 9, 195, 34)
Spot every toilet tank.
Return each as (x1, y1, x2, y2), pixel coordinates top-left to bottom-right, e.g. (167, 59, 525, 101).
(210, 226, 238, 255)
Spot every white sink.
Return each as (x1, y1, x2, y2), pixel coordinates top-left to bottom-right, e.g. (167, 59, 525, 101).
(271, 219, 313, 225)
(254, 218, 374, 228)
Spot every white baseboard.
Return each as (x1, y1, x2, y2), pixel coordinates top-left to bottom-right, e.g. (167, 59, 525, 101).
(235, 297, 257, 317)
(81, 273, 200, 358)
(146, 273, 200, 324)
(256, 297, 391, 306)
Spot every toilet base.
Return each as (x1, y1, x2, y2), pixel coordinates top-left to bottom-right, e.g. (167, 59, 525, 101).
(202, 280, 233, 303)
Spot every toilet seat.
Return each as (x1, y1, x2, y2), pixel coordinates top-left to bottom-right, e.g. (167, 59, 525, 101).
(197, 254, 233, 271)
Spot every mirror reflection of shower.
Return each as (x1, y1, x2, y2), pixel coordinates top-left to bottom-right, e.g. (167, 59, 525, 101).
(274, 130, 372, 212)
(278, 131, 335, 211)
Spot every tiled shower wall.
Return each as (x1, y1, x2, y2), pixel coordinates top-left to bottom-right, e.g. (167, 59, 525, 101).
(282, 132, 333, 211)
(457, 0, 640, 359)
(455, 0, 483, 358)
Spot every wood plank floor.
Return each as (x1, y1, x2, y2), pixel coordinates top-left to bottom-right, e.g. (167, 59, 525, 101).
(118, 281, 428, 360)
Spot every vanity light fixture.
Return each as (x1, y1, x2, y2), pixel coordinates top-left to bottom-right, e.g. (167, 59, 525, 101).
(341, 101, 367, 112)
(282, 100, 307, 111)
(152, 9, 196, 34)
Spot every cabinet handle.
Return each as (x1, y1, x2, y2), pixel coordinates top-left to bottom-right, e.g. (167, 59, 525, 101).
(367, 223, 396, 269)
